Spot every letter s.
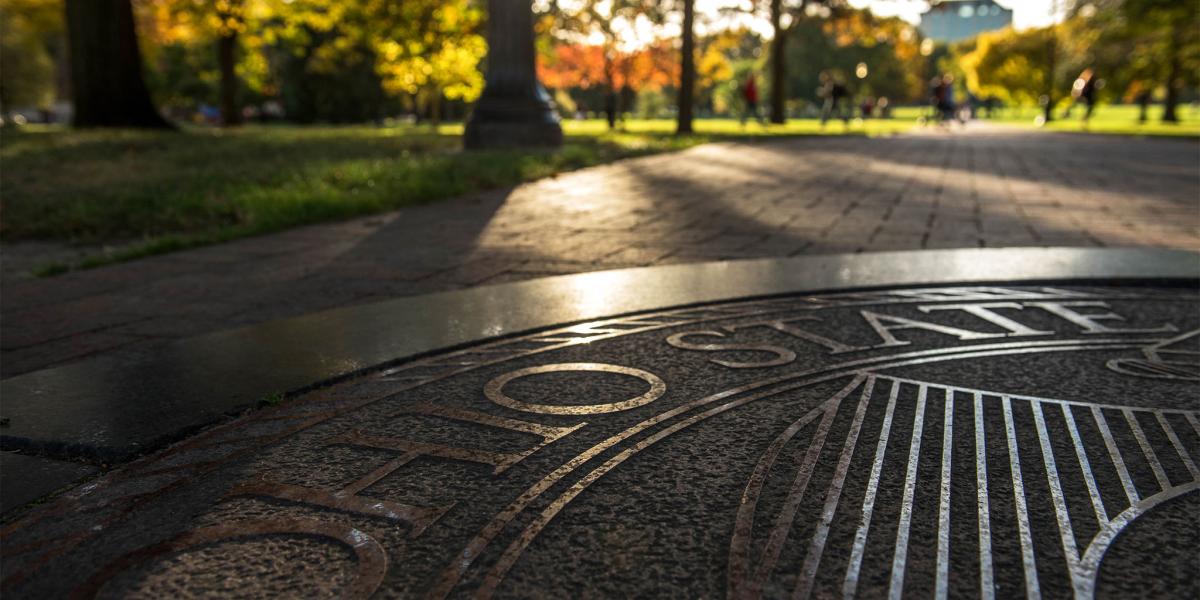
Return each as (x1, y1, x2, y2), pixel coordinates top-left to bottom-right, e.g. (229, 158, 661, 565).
(665, 331, 796, 369)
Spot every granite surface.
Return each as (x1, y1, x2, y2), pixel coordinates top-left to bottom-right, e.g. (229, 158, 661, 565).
(2, 283, 1197, 598)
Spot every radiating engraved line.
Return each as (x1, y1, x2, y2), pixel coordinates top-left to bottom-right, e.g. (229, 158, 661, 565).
(934, 388, 954, 600)
(974, 393, 995, 600)
(887, 384, 928, 600)
(1091, 405, 1140, 504)
(457, 341, 1152, 600)
(727, 376, 867, 600)
(874, 372, 1200, 416)
(1156, 413, 1200, 480)
(1032, 402, 1082, 593)
(842, 379, 901, 600)
(0, 282, 1172, 591)
(1123, 409, 1170, 490)
(746, 392, 842, 594)
(1003, 396, 1041, 600)
(792, 376, 877, 600)
(1187, 413, 1200, 439)
(1062, 405, 1109, 525)
(477, 376, 860, 600)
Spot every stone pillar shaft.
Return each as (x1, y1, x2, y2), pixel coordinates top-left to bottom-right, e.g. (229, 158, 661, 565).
(464, 0, 563, 149)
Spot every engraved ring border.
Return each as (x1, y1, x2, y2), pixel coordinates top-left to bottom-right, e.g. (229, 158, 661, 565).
(4, 286, 1196, 596)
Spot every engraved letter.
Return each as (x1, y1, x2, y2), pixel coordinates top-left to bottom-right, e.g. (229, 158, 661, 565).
(665, 330, 797, 368)
(74, 519, 388, 600)
(1027, 301, 1178, 335)
(229, 403, 583, 534)
(485, 363, 666, 414)
(722, 317, 868, 354)
(859, 310, 1006, 348)
(917, 302, 1053, 337)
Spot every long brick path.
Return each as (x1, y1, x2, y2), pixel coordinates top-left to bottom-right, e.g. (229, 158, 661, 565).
(2, 126, 1197, 378)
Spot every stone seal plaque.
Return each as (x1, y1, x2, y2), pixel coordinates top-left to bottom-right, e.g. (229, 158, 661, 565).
(2, 281, 1197, 598)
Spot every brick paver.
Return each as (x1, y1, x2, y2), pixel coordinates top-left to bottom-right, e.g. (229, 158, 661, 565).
(2, 126, 1197, 378)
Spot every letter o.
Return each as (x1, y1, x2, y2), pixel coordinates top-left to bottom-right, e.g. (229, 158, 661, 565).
(484, 363, 666, 415)
(73, 519, 387, 599)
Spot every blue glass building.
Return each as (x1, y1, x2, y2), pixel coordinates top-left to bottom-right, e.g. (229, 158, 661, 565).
(919, 0, 1014, 43)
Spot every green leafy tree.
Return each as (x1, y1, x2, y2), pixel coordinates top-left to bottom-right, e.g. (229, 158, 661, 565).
(0, 0, 61, 117)
(736, 0, 841, 123)
(1074, 0, 1200, 122)
(961, 26, 1062, 109)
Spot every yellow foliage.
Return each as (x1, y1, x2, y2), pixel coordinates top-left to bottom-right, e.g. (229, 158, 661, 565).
(960, 26, 1053, 106)
(697, 44, 732, 90)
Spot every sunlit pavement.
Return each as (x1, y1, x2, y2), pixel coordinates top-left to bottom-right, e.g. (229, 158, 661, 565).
(2, 126, 1197, 378)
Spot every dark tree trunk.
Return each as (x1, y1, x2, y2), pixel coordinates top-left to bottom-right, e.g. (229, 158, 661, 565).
(1162, 29, 1182, 123)
(1042, 27, 1056, 124)
(64, 0, 171, 128)
(605, 87, 617, 129)
(676, 0, 695, 135)
(218, 32, 242, 126)
(769, 0, 786, 124)
(431, 87, 442, 128)
(604, 53, 617, 130)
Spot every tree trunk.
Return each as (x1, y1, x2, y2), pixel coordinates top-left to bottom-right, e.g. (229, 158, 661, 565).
(768, 0, 786, 124)
(1162, 28, 1182, 123)
(64, 0, 171, 128)
(605, 52, 616, 130)
(218, 32, 241, 127)
(676, 0, 695, 135)
(1042, 27, 1056, 124)
(431, 87, 442, 129)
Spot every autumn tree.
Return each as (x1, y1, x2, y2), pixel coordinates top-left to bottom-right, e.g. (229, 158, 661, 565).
(1077, 0, 1200, 122)
(694, 29, 740, 112)
(820, 7, 924, 102)
(361, 0, 486, 125)
(553, 0, 662, 129)
(0, 0, 62, 119)
(148, 0, 249, 125)
(64, 0, 171, 128)
(960, 26, 1062, 109)
(537, 40, 673, 117)
(740, 0, 840, 124)
(274, 0, 487, 124)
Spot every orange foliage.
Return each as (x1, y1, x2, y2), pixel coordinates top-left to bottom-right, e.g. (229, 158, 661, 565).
(539, 40, 676, 91)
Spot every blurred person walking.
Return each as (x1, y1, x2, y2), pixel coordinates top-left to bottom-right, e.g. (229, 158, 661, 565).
(741, 75, 764, 126)
(1065, 68, 1099, 126)
(819, 72, 850, 128)
(929, 75, 958, 126)
(1133, 84, 1153, 124)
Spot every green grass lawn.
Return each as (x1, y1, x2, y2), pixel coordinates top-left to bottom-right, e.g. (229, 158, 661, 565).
(0, 117, 915, 275)
(982, 103, 1200, 137)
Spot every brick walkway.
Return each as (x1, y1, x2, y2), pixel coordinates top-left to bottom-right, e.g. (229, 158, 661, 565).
(2, 126, 1197, 378)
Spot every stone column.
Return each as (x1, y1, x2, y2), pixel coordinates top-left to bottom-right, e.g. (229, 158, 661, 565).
(464, 0, 563, 149)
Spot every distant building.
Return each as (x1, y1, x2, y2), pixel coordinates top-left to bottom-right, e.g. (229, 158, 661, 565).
(919, 0, 1013, 43)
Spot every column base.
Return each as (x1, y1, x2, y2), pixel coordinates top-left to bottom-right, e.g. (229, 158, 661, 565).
(464, 118, 563, 149)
